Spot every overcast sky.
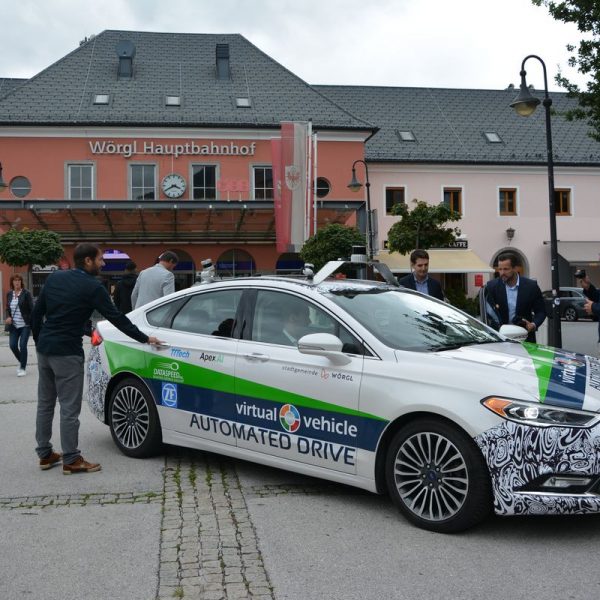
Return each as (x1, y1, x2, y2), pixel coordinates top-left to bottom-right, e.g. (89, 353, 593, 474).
(1, 0, 587, 91)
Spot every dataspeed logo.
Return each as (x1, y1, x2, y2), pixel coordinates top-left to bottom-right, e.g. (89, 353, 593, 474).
(153, 361, 184, 382)
(161, 382, 178, 407)
(279, 404, 301, 433)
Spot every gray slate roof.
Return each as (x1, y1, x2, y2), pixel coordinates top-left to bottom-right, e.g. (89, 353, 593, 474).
(316, 85, 600, 166)
(0, 78, 27, 98)
(0, 30, 371, 131)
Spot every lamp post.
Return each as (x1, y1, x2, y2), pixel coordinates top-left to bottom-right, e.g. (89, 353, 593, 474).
(510, 55, 561, 348)
(347, 159, 374, 260)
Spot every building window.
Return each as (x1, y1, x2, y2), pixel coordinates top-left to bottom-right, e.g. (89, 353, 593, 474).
(555, 189, 571, 215)
(484, 132, 502, 143)
(385, 187, 405, 215)
(192, 165, 217, 200)
(9, 176, 31, 198)
(253, 166, 273, 200)
(130, 164, 156, 200)
(316, 177, 330, 198)
(165, 95, 181, 106)
(397, 130, 416, 142)
(499, 188, 517, 215)
(93, 94, 110, 105)
(236, 97, 251, 107)
(443, 188, 462, 214)
(68, 164, 93, 200)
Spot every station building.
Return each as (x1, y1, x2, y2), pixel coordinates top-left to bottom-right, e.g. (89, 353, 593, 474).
(1, 29, 600, 303)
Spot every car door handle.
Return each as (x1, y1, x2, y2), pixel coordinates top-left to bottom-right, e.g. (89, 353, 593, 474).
(243, 352, 269, 362)
(154, 343, 171, 350)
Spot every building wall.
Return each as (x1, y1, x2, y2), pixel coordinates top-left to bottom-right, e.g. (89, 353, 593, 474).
(370, 163, 600, 295)
(0, 128, 366, 300)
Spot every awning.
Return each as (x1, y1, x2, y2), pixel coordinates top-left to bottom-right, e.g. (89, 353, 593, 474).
(0, 199, 363, 243)
(557, 241, 600, 265)
(377, 249, 494, 273)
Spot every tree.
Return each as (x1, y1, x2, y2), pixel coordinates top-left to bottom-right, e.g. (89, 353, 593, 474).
(0, 228, 63, 267)
(387, 199, 461, 255)
(533, 0, 600, 140)
(299, 223, 365, 271)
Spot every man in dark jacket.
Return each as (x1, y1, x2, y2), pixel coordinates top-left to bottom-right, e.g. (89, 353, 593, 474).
(113, 260, 137, 313)
(398, 249, 444, 301)
(31, 244, 162, 475)
(579, 272, 600, 356)
(484, 252, 546, 343)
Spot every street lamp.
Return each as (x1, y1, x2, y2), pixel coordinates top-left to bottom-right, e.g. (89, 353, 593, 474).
(347, 159, 374, 260)
(510, 55, 561, 348)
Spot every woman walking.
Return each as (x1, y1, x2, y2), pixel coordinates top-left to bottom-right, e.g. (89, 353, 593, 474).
(5, 274, 34, 376)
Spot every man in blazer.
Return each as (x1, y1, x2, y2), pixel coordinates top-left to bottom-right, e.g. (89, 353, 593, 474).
(398, 249, 444, 301)
(131, 251, 178, 309)
(484, 252, 546, 343)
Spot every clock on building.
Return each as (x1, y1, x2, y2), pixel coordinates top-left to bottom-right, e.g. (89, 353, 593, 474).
(161, 173, 186, 198)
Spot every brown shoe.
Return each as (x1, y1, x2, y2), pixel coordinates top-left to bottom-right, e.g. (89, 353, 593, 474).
(62, 456, 102, 475)
(39, 452, 62, 470)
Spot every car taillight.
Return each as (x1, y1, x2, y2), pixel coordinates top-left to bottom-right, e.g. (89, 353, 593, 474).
(91, 329, 103, 346)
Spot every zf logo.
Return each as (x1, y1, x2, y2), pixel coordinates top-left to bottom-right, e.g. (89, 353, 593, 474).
(162, 383, 178, 408)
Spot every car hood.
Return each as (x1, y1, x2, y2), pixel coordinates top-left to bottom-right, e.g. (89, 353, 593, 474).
(403, 342, 600, 413)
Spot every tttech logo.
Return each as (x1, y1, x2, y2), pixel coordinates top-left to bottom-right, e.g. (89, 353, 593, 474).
(279, 404, 301, 433)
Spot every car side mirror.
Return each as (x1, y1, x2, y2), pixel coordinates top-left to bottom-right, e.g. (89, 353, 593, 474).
(499, 324, 529, 342)
(297, 333, 352, 365)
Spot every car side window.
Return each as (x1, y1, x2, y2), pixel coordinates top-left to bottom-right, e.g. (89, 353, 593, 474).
(170, 290, 242, 336)
(146, 297, 188, 328)
(251, 290, 365, 354)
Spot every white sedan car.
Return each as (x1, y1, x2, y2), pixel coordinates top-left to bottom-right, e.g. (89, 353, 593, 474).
(87, 265, 600, 532)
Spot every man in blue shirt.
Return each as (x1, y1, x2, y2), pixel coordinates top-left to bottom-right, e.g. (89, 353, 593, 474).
(398, 249, 444, 301)
(484, 252, 546, 343)
(31, 243, 162, 474)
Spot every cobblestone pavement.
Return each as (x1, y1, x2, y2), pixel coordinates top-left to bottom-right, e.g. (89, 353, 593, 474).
(157, 449, 274, 600)
(0, 446, 277, 600)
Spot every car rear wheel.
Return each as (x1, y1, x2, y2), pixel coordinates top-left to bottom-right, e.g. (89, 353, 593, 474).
(385, 419, 492, 533)
(563, 306, 578, 321)
(109, 378, 162, 458)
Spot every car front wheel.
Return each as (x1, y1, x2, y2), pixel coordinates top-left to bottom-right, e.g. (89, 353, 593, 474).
(385, 418, 492, 533)
(108, 378, 163, 458)
(563, 306, 578, 321)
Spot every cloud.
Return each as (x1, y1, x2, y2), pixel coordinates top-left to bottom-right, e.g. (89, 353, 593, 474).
(1, 0, 588, 90)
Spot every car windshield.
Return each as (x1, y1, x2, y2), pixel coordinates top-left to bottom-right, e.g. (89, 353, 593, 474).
(325, 288, 502, 352)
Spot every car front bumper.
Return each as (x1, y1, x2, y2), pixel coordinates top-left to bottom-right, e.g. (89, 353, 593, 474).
(475, 420, 600, 515)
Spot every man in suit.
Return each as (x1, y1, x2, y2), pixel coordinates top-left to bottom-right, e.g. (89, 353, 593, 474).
(398, 249, 444, 301)
(578, 271, 600, 356)
(484, 252, 546, 343)
(131, 251, 178, 309)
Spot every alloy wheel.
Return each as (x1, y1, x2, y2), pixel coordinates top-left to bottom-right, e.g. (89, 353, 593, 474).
(392, 431, 469, 522)
(111, 384, 151, 449)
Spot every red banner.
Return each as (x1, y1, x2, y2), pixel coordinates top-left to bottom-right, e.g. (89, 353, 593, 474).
(272, 122, 310, 253)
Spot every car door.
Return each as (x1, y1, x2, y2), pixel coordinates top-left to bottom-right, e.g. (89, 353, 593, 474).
(234, 289, 365, 474)
(145, 288, 243, 446)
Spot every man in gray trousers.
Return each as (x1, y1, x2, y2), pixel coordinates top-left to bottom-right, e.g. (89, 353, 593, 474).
(31, 243, 162, 474)
(131, 251, 178, 309)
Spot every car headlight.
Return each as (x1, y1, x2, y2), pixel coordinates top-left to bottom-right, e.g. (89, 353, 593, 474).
(481, 397, 600, 428)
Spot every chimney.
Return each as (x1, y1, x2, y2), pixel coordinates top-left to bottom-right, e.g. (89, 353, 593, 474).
(216, 44, 230, 80)
(116, 40, 136, 79)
